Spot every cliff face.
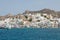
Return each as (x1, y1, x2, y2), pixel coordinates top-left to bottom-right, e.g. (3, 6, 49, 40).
(23, 8, 60, 18)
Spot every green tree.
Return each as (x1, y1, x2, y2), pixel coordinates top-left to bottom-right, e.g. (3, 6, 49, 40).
(28, 18, 32, 22)
(25, 15, 28, 19)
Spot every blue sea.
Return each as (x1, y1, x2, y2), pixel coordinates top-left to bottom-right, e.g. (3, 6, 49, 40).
(0, 28, 60, 40)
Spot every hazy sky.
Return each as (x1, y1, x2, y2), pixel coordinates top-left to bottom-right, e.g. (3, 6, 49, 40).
(0, 0, 60, 15)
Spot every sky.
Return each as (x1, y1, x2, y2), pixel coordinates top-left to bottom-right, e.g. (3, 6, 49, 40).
(0, 0, 60, 15)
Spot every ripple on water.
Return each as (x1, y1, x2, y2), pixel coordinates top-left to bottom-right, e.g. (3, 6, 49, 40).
(0, 28, 60, 40)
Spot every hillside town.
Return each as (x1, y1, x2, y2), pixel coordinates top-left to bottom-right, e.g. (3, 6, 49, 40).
(0, 9, 60, 29)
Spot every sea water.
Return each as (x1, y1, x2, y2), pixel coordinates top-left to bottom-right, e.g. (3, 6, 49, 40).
(0, 28, 60, 40)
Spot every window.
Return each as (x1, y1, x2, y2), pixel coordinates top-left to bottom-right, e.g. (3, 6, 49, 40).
(36, 17, 39, 19)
